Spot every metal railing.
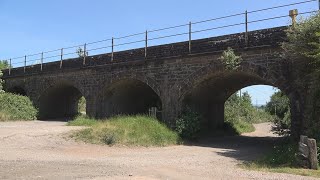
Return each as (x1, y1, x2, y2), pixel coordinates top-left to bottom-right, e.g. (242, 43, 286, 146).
(4, 0, 320, 75)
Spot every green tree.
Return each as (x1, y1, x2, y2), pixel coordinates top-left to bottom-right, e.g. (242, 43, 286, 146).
(0, 60, 9, 70)
(282, 12, 320, 62)
(266, 91, 290, 119)
(265, 91, 290, 134)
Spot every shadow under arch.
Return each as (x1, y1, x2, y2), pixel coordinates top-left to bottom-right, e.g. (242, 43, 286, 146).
(7, 86, 27, 96)
(181, 70, 289, 132)
(98, 78, 162, 119)
(38, 82, 85, 120)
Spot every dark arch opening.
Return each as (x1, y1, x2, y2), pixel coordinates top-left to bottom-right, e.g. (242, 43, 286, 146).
(99, 79, 162, 119)
(7, 86, 27, 96)
(182, 71, 290, 135)
(38, 83, 85, 120)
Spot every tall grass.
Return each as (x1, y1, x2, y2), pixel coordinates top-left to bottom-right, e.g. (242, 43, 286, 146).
(242, 139, 320, 178)
(68, 115, 180, 147)
(0, 93, 37, 121)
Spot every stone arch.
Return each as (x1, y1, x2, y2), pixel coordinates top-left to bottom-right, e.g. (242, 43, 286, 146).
(176, 59, 293, 132)
(37, 80, 86, 120)
(178, 60, 289, 100)
(96, 74, 162, 119)
(99, 73, 161, 97)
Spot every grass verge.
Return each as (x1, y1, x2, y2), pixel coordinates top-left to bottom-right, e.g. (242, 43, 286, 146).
(67, 116, 97, 126)
(242, 139, 320, 178)
(68, 115, 181, 147)
(0, 92, 37, 121)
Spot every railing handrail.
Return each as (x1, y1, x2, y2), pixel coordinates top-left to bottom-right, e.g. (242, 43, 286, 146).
(3, 0, 319, 73)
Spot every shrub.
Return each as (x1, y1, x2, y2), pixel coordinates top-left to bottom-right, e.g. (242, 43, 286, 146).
(176, 108, 201, 139)
(219, 47, 242, 70)
(0, 93, 38, 121)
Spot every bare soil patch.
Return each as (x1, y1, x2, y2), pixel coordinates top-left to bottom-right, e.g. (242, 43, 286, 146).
(0, 121, 316, 179)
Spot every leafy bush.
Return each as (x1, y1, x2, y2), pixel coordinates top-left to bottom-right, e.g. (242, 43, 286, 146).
(176, 108, 201, 139)
(0, 93, 38, 121)
(220, 47, 242, 70)
(282, 12, 320, 68)
(265, 91, 291, 135)
(70, 115, 180, 147)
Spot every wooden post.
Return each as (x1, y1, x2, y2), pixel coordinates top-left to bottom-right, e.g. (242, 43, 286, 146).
(83, 43, 86, 65)
(24, 55, 26, 73)
(145, 30, 148, 58)
(298, 135, 318, 169)
(111, 37, 114, 62)
(307, 138, 318, 170)
(9, 59, 11, 75)
(189, 21, 192, 54)
(245, 10, 248, 46)
(60, 48, 63, 69)
(41, 52, 43, 71)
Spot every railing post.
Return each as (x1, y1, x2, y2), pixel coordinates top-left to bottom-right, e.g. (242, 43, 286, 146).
(41, 52, 43, 71)
(60, 48, 63, 69)
(111, 37, 114, 62)
(319, 0, 320, 11)
(189, 21, 192, 54)
(145, 30, 148, 58)
(24, 55, 26, 73)
(245, 10, 248, 47)
(9, 59, 11, 75)
(83, 43, 86, 65)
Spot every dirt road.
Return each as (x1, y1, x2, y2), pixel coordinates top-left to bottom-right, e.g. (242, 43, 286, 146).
(0, 121, 316, 180)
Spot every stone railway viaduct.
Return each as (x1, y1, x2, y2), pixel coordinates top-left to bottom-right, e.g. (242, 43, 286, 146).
(2, 27, 306, 136)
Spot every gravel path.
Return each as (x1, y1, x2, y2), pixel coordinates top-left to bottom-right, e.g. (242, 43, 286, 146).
(0, 121, 316, 180)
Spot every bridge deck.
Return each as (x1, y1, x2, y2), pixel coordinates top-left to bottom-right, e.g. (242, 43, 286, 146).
(3, 26, 286, 78)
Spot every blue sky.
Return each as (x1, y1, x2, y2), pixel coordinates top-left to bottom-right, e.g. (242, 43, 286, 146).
(0, 0, 318, 105)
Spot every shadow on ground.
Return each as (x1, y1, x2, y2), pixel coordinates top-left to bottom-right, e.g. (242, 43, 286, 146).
(184, 135, 285, 162)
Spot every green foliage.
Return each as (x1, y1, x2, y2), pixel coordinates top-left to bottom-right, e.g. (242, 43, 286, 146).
(243, 139, 298, 167)
(77, 96, 86, 114)
(265, 91, 291, 135)
(282, 12, 320, 69)
(0, 60, 9, 93)
(176, 108, 201, 139)
(220, 47, 242, 70)
(0, 60, 9, 70)
(243, 139, 320, 178)
(76, 47, 88, 58)
(67, 115, 97, 126)
(0, 70, 3, 93)
(0, 93, 38, 121)
(224, 91, 274, 134)
(69, 115, 180, 147)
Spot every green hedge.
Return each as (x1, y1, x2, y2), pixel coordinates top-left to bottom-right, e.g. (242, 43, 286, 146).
(0, 93, 38, 121)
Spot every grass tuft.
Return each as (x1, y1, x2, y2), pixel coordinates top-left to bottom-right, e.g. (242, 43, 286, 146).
(69, 115, 181, 147)
(67, 116, 97, 126)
